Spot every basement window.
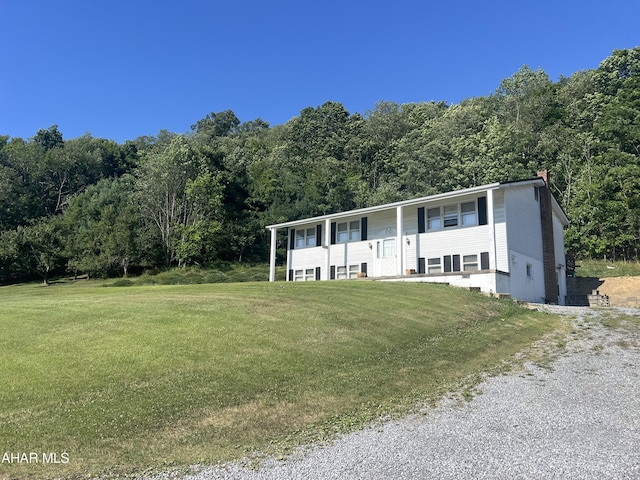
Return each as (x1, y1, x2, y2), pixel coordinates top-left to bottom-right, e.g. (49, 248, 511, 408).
(428, 257, 441, 274)
(294, 268, 316, 281)
(463, 255, 478, 271)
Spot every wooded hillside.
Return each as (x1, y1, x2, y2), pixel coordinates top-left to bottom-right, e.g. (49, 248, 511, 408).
(1, 48, 638, 283)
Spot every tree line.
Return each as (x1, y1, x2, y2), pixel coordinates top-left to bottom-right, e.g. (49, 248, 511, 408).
(1, 48, 639, 284)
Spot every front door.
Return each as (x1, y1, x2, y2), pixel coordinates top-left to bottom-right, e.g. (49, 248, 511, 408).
(375, 238, 397, 276)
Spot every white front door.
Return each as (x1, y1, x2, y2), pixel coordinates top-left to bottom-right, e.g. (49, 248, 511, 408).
(375, 238, 397, 276)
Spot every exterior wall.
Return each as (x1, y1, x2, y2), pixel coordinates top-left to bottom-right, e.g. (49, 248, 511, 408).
(507, 249, 546, 303)
(504, 185, 544, 260)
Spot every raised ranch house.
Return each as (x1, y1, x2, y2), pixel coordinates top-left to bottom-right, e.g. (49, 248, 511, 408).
(267, 171, 569, 305)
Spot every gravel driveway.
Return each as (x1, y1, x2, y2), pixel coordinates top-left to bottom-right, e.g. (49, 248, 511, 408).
(151, 306, 640, 480)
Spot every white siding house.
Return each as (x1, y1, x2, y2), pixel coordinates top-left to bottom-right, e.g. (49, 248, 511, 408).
(266, 173, 570, 305)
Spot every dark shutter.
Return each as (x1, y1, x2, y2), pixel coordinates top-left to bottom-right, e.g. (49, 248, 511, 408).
(418, 207, 426, 233)
(330, 265, 336, 280)
(478, 196, 488, 226)
(418, 257, 426, 274)
(315, 266, 321, 280)
(288, 269, 294, 281)
(289, 229, 296, 250)
(361, 217, 368, 241)
(444, 255, 452, 273)
(316, 224, 322, 247)
(330, 222, 337, 245)
(360, 262, 368, 276)
(453, 255, 461, 272)
(480, 252, 490, 270)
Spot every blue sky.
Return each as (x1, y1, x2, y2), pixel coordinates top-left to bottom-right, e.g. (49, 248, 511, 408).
(1, 0, 638, 143)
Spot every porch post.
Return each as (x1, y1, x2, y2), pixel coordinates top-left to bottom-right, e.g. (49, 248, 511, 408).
(325, 218, 331, 280)
(396, 206, 403, 275)
(268, 227, 277, 282)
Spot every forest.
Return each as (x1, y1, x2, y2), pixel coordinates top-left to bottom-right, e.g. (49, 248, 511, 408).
(1, 48, 639, 284)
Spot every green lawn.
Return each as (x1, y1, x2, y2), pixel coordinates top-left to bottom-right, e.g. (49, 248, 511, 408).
(0, 280, 565, 479)
(575, 258, 640, 278)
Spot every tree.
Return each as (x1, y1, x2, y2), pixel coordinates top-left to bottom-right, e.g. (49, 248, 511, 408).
(135, 135, 223, 266)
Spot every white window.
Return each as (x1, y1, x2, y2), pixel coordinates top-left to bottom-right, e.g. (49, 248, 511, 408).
(306, 228, 316, 247)
(443, 204, 458, 228)
(337, 223, 348, 243)
(294, 268, 316, 281)
(427, 207, 441, 230)
(426, 201, 479, 230)
(526, 263, 533, 278)
(461, 201, 477, 226)
(349, 264, 359, 279)
(337, 221, 360, 243)
(295, 227, 317, 248)
(428, 257, 441, 274)
(383, 238, 396, 257)
(463, 254, 478, 271)
(337, 264, 360, 279)
(349, 221, 360, 241)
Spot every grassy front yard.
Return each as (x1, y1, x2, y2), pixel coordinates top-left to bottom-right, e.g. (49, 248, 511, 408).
(0, 280, 564, 479)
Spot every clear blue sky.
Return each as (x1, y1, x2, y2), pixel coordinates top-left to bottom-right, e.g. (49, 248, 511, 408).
(1, 0, 638, 144)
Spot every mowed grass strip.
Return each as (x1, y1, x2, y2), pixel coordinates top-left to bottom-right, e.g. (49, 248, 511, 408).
(0, 280, 564, 479)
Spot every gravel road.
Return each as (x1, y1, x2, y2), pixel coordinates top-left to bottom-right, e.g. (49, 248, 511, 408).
(150, 306, 640, 480)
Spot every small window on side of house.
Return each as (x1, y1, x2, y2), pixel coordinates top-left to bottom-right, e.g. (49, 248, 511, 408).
(526, 263, 533, 278)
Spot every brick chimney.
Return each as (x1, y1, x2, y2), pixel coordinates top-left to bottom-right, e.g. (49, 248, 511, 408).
(537, 170, 558, 303)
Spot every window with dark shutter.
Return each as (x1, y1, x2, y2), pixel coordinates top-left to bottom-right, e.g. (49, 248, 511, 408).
(315, 266, 321, 280)
(288, 269, 294, 281)
(330, 222, 337, 245)
(289, 229, 295, 250)
(452, 255, 461, 272)
(316, 225, 322, 247)
(330, 265, 336, 280)
(361, 217, 368, 241)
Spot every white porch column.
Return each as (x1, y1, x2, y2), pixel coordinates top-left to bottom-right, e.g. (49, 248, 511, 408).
(324, 218, 331, 280)
(268, 227, 277, 282)
(396, 206, 403, 275)
(487, 189, 497, 270)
